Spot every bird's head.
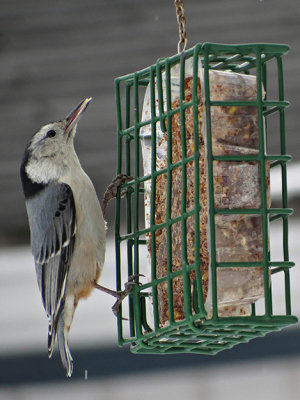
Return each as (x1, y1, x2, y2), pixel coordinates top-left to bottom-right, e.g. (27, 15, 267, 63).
(22, 98, 91, 185)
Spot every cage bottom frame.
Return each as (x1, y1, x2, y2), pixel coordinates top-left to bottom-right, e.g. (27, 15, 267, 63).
(129, 315, 297, 355)
(121, 286, 297, 354)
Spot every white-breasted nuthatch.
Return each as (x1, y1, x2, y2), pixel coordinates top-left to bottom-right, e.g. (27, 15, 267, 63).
(20, 98, 136, 377)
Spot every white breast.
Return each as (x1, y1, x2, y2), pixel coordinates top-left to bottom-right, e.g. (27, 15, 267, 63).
(60, 164, 106, 292)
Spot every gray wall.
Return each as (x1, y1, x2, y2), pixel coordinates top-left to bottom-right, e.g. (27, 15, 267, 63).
(1, 0, 299, 245)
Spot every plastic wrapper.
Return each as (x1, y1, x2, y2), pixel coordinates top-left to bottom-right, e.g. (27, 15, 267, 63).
(141, 61, 269, 326)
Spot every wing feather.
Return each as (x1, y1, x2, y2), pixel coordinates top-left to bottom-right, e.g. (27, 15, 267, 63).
(27, 183, 76, 325)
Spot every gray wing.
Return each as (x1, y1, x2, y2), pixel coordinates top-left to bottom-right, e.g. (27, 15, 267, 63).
(26, 182, 76, 323)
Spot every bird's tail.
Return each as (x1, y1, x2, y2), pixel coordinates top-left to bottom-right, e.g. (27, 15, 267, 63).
(47, 297, 75, 377)
(47, 302, 64, 359)
(57, 312, 73, 377)
(48, 316, 58, 358)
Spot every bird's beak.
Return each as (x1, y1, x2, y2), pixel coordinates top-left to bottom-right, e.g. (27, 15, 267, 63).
(65, 97, 92, 136)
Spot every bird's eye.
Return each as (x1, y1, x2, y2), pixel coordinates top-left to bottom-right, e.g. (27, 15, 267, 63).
(47, 130, 56, 138)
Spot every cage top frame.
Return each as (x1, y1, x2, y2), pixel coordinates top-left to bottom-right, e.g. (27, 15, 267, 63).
(115, 42, 290, 86)
(114, 42, 297, 355)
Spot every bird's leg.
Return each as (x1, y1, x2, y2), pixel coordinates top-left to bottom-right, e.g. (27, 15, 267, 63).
(101, 174, 134, 218)
(94, 274, 144, 317)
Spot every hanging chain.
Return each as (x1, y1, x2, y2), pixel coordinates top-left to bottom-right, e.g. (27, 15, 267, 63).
(174, 0, 187, 53)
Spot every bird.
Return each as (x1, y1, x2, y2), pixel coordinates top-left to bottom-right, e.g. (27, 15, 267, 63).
(20, 98, 136, 377)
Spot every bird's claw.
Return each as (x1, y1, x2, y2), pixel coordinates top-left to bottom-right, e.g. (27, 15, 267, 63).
(112, 274, 144, 318)
(101, 174, 134, 217)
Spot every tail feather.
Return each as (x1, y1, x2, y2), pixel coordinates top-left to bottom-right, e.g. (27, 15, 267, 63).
(48, 315, 59, 358)
(57, 313, 73, 377)
(48, 299, 65, 359)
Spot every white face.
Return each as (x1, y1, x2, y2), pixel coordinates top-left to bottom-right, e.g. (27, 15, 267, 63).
(25, 121, 77, 184)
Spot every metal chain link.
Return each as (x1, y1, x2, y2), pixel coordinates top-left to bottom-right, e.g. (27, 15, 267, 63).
(174, 0, 187, 53)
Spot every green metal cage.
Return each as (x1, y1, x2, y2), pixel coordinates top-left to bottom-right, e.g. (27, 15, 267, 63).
(114, 43, 297, 355)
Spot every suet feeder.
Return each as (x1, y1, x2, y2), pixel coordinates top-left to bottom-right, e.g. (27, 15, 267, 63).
(114, 42, 297, 355)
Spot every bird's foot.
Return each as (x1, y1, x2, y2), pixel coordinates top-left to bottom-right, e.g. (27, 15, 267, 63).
(101, 174, 134, 217)
(94, 274, 144, 317)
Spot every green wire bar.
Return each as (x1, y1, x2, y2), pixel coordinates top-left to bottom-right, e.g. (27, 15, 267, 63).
(114, 43, 297, 355)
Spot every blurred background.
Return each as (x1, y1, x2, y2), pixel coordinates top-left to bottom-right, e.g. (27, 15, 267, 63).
(0, 0, 300, 398)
